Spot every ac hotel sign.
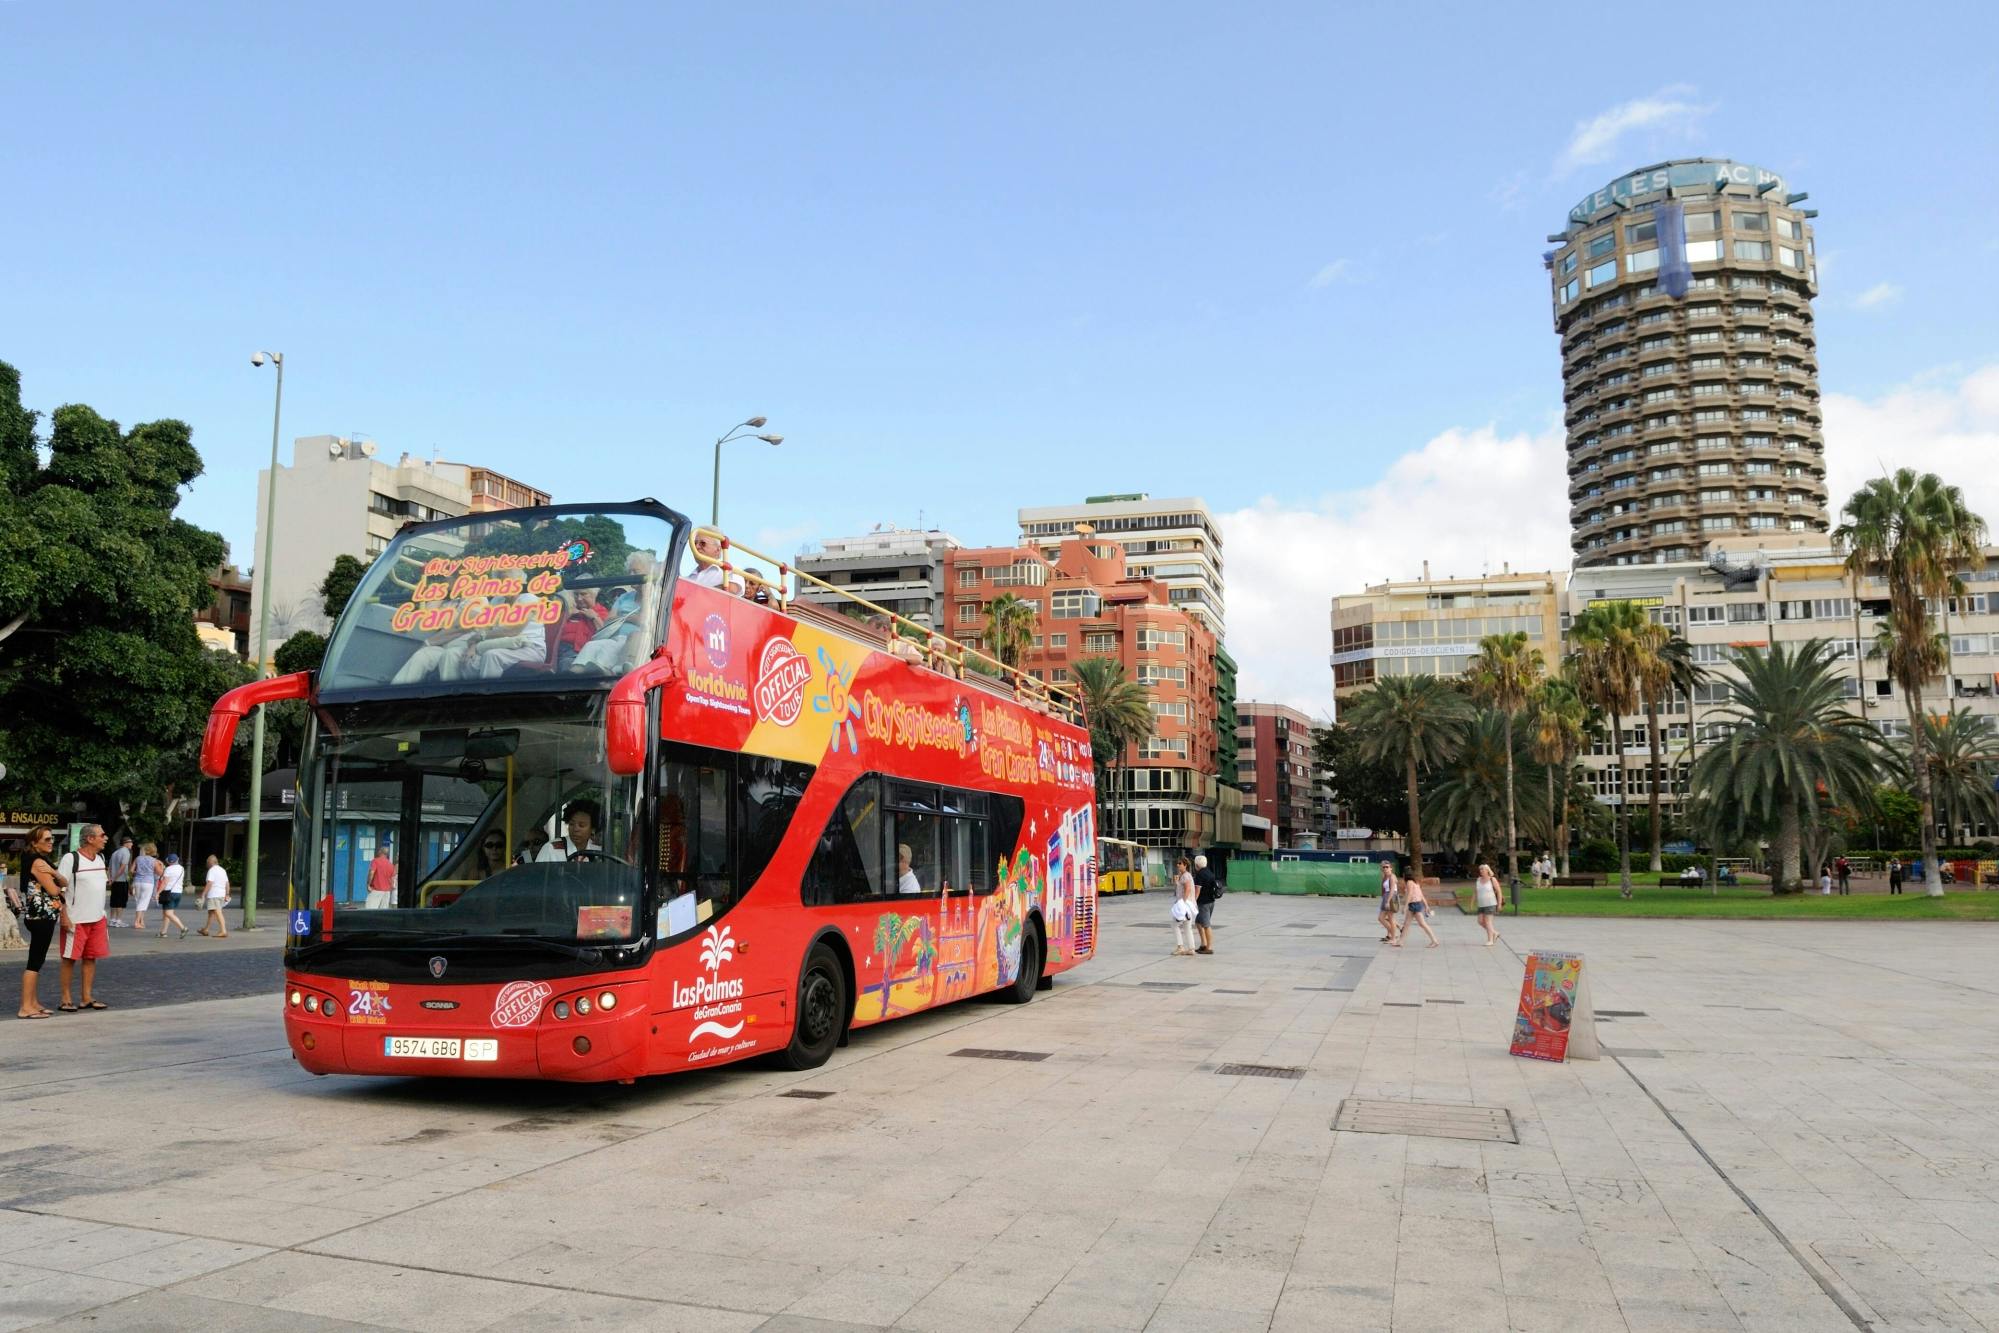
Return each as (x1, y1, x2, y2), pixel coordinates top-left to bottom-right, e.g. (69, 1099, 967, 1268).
(1568, 159, 1786, 227)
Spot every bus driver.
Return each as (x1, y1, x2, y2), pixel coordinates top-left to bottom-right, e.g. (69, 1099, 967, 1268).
(536, 799, 604, 862)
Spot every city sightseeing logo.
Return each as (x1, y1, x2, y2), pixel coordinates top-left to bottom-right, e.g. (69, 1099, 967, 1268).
(562, 539, 593, 566)
(702, 613, 730, 670)
(754, 638, 811, 726)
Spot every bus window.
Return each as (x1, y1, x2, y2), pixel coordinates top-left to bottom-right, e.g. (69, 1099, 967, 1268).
(804, 778, 887, 905)
(964, 820, 990, 894)
(895, 811, 938, 895)
(941, 818, 971, 896)
(656, 743, 810, 937)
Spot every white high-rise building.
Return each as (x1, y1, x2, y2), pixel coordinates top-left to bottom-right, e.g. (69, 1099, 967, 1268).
(792, 526, 961, 629)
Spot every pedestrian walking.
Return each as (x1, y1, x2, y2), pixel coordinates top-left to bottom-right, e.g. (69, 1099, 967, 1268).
(198, 855, 231, 937)
(106, 835, 134, 928)
(1473, 861, 1505, 946)
(1377, 862, 1402, 945)
(1819, 864, 1833, 896)
(157, 854, 190, 937)
(365, 845, 397, 909)
(1192, 854, 1220, 955)
(129, 843, 163, 931)
(1835, 855, 1851, 895)
(12, 829, 65, 1019)
(1399, 872, 1440, 948)
(1888, 858, 1904, 895)
(57, 824, 112, 1011)
(1168, 856, 1198, 956)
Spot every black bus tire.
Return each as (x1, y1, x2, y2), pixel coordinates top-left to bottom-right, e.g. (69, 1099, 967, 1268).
(995, 924, 1042, 1005)
(781, 943, 847, 1070)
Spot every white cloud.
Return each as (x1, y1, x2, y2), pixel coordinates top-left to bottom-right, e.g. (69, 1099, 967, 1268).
(1824, 363, 1999, 528)
(1556, 85, 1713, 175)
(1852, 281, 1903, 310)
(1218, 423, 1570, 715)
(1490, 171, 1528, 212)
(1306, 258, 1355, 290)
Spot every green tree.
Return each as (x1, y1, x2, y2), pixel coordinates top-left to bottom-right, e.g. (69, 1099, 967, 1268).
(1312, 723, 1403, 836)
(318, 555, 369, 623)
(1527, 675, 1590, 875)
(1685, 640, 1885, 890)
(1920, 708, 1999, 843)
(1424, 708, 1550, 864)
(980, 593, 1036, 669)
(1071, 656, 1153, 840)
(1836, 469, 1989, 896)
(1568, 601, 1657, 898)
(273, 630, 327, 676)
(1640, 635, 1706, 872)
(1343, 674, 1470, 881)
(0, 363, 233, 827)
(1464, 631, 1544, 883)
(1869, 785, 1923, 849)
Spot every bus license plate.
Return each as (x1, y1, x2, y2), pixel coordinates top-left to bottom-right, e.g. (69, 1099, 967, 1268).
(384, 1036, 461, 1059)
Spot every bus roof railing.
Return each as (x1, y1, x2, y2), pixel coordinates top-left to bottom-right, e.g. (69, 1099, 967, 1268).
(694, 526, 1084, 727)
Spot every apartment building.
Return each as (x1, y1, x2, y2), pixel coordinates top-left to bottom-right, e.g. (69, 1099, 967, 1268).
(792, 526, 959, 629)
(944, 532, 1227, 849)
(1018, 494, 1226, 637)
(1237, 702, 1318, 848)
(1331, 568, 1567, 699)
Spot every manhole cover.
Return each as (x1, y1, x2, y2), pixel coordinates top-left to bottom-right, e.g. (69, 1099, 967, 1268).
(1598, 1010, 1648, 1018)
(1138, 981, 1197, 991)
(951, 1048, 1050, 1062)
(779, 1089, 836, 1099)
(1382, 1002, 1422, 1008)
(1214, 988, 1257, 995)
(1216, 1063, 1303, 1080)
(1333, 1099, 1518, 1143)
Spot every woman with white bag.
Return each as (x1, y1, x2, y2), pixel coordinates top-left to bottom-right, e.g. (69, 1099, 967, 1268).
(1169, 856, 1199, 956)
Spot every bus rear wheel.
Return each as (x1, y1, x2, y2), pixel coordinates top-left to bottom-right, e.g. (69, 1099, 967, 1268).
(781, 943, 846, 1070)
(995, 925, 1042, 1005)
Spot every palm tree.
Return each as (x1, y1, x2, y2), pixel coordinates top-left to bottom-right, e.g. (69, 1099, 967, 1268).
(1920, 709, 1999, 844)
(872, 913, 917, 1017)
(1343, 674, 1471, 881)
(1071, 656, 1153, 841)
(1568, 601, 1654, 898)
(1640, 635, 1707, 872)
(1425, 709, 1550, 862)
(980, 593, 1037, 669)
(1836, 468, 1989, 896)
(1464, 632, 1544, 885)
(1528, 675, 1589, 875)
(1686, 640, 1885, 889)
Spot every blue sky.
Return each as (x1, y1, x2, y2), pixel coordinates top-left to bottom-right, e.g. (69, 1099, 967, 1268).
(7, 2, 1998, 708)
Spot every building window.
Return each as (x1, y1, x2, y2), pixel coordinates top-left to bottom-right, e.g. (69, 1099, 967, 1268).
(1587, 259, 1617, 289)
(1734, 239, 1773, 261)
(1626, 248, 1660, 275)
(1685, 210, 1720, 234)
(957, 602, 977, 623)
(957, 568, 981, 587)
(1561, 252, 1578, 275)
(1777, 217, 1803, 240)
(1778, 245, 1804, 270)
(1588, 231, 1617, 259)
(1050, 589, 1098, 619)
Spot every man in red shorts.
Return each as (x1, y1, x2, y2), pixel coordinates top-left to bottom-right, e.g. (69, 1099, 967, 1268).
(58, 823, 112, 1011)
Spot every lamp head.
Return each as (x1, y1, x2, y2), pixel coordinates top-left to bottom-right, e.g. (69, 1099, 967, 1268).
(251, 351, 281, 368)
(760, 434, 783, 446)
(745, 416, 768, 429)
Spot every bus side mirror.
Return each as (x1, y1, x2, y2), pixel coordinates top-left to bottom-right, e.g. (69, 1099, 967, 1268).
(200, 672, 313, 778)
(607, 652, 677, 776)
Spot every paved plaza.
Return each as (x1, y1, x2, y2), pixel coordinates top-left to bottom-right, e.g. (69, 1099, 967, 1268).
(3, 894, 1997, 1331)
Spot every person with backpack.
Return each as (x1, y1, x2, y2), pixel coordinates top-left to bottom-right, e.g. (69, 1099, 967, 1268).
(1192, 854, 1222, 956)
(57, 824, 113, 1010)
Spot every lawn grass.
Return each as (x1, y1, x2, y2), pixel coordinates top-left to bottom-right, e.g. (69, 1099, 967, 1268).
(1504, 885, 1999, 921)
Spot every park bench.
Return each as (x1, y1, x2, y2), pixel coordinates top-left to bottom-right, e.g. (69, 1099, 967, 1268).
(1551, 873, 1605, 887)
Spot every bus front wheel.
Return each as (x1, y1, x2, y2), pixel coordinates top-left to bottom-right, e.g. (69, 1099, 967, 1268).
(995, 925, 1042, 1005)
(781, 943, 847, 1070)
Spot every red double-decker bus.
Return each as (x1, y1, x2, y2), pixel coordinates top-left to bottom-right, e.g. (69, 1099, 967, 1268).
(201, 502, 1098, 1082)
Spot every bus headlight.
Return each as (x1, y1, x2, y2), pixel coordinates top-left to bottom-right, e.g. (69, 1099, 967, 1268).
(574, 996, 592, 1016)
(553, 1001, 570, 1020)
(289, 990, 302, 1008)
(597, 991, 616, 1011)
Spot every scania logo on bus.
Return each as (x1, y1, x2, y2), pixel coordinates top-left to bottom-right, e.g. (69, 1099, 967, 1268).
(490, 979, 552, 1028)
(753, 639, 811, 726)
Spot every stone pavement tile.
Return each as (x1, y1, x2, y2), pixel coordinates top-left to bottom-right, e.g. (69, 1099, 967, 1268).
(0, 1212, 111, 1251)
(752, 1318, 891, 1333)
(3, 1221, 184, 1274)
(889, 1276, 1042, 1333)
(78, 1235, 271, 1287)
(1807, 1242, 1979, 1329)
(188, 1250, 555, 1332)
(1503, 1295, 1630, 1331)
(1615, 1297, 1746, 1332)
(1141, 1300, 1277, 1332)
(1391, 1275, 1508, 1333)
(782, 1271, 941, 1327)
(0, 1271, 148, 1333)
(1159, 1257, 1286, 1315)
(29, 1288, 382, 1331)
(484, 1291, 764, 1332)
(33, 1185, 380, 1248)
(1015, 1289, 1154, 1333)
(1270, 1279, 1394, 1331)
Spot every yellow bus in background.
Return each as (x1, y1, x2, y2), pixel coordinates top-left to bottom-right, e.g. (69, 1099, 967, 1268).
(1097, 837, 1146, 895)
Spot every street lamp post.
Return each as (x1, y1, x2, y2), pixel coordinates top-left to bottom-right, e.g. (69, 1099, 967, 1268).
(709, 416, 783, 526)
(242, 350, 285, 930)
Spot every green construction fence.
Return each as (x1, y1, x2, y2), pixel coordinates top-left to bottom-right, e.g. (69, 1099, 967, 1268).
(1226, 859, 1381, 896)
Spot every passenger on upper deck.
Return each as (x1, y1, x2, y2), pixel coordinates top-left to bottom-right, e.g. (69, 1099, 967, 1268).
(571, 552, 656, 674)
(391, 594, 547, 683)
(686, 531, 727, 588)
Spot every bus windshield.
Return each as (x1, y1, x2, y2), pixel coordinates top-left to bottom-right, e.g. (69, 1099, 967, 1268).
(291, 695, 645, 948)
(318, 506, 681, 694)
